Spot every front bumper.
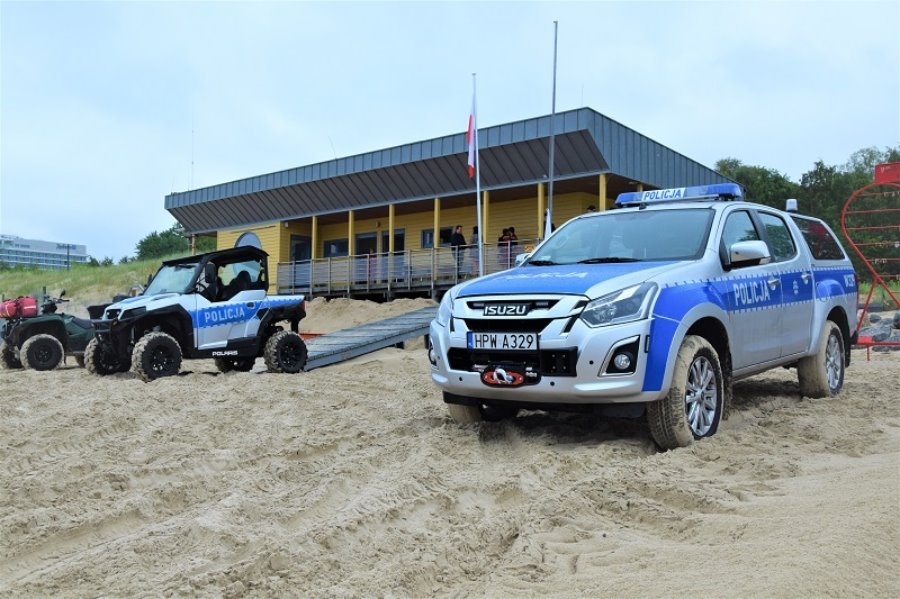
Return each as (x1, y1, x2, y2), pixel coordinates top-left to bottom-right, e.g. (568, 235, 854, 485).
(429, 316, 663, 406)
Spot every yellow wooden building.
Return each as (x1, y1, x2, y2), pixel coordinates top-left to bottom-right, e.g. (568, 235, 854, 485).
(166, 107, 731, 296)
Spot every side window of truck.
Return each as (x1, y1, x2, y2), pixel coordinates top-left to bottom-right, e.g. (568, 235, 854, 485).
(721, 210, 759, 248)
(791, 217, 847, 260)
(758, 212, 797, 262)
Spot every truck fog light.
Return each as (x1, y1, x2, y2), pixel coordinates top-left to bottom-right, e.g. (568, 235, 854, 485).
(613, 352, 633, 371)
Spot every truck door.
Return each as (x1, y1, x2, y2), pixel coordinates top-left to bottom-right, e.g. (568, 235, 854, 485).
(756, 211, 814, 357)
(195, 261, 265, 350)
(720, 210, 784, 368)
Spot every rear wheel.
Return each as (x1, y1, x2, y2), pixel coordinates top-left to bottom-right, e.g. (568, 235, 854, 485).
(0, 341, 22, 369)
(263, 331, 307, 373)
(647, 335, 724, 450)
(214, 357, 256, 373)
(797, 321, 844, 398)
(20, 334, 64, 371)
(84, 337, 122, 376)
(132, 332, 182, 381)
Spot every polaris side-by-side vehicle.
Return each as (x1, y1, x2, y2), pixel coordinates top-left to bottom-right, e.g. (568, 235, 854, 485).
(87, 246, 308, 381)
(0, 291, 94, 370)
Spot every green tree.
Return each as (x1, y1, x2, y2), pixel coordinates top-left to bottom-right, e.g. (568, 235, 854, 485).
(715, 158, 800, 209)
(136, 223, 216, 260)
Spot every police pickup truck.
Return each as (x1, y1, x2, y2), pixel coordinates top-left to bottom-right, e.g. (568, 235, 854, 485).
(428, 183, 858, 449)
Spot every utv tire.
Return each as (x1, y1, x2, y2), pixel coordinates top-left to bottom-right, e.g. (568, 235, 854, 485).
(0, 341, 22, 369)
(647, 335, 724, 451)
(214, 357, 256, 373)
(132, 332, 182, 381)
(263, 331, 307, 373)
(20, 334, 64, 371)
(85, 338, 123, 376)
(797, 321, 844, 398)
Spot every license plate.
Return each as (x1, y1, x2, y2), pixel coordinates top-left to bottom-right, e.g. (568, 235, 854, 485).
(467, 332, 537, 351)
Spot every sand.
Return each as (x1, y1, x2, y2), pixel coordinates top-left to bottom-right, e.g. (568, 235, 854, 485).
(1, 298, 898, 598)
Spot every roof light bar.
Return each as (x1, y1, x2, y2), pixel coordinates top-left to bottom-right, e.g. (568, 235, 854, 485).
(615, 183, 743, 206)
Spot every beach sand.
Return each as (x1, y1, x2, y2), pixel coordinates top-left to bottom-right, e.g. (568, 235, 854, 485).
(1, 298, 898, 597)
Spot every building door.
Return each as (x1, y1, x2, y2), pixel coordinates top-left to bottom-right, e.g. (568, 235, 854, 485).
(291, 235, 311, 262)
(381, 229, 405, 253)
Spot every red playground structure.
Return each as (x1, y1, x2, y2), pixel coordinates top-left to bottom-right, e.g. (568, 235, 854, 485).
(840, 162, 900, 357)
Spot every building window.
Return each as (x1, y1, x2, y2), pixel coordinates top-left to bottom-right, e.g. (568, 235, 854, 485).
(421, 227, 452, 249)
(235, 232, 262, 249)
(324, 239, 348, 257)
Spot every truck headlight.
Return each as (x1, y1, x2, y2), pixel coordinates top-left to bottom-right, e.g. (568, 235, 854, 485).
(580, 283, 657, 328)
(435, 290, 455, 327)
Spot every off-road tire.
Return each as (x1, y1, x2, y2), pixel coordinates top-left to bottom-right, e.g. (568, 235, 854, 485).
(85, 337, 125, 376)
(0, 340, 22, 369)
(481, 403, 519, 422)
(20, 334, 64, 371)
(647, 335, 724, 450)
(263, 331, 307, 373)
(797, 321, 844, 398)
(214, 357, 256, 373)
(447, 402, 483, 424)
(132, 332, 182, 382)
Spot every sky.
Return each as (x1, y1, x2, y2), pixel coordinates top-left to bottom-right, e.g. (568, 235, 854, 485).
(1, 1, 898, 260)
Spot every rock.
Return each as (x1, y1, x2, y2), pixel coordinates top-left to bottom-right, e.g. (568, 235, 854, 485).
(859, 324, 893, 342)
(869, 314, 882, 323)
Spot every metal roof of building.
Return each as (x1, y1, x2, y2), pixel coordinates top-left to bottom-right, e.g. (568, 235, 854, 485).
(166, 107, 730, 234)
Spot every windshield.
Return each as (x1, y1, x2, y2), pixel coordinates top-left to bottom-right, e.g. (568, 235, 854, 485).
(144, 262, 200, 295)
(528, 208, 714, 265)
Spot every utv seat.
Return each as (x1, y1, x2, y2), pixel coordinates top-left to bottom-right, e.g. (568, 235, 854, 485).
(222, 270, 252, 301)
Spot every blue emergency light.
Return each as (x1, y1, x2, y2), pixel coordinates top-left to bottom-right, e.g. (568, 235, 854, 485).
(615, 183, 743, 207)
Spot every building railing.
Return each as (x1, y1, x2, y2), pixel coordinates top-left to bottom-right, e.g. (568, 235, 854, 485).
(276, 238, 541, 297)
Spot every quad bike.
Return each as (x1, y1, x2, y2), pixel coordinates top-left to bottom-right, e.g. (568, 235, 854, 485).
(0, 291, 95, 371)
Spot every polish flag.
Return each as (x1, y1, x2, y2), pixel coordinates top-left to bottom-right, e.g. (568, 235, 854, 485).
(466, 96, 476, 179)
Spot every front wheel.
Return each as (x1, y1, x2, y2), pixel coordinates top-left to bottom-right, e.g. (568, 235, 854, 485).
(797, 321, 844, 398)
(647, 335, 724, 450)
(20, 334, 64, 371)
(263, 331, 307, 373)
(0, 340, 22, 369)
(132, 332, 182, 381)
(84, 337, 122, 375)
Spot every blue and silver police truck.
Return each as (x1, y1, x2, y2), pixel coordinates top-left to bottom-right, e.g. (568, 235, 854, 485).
(428, 184, 859, 449)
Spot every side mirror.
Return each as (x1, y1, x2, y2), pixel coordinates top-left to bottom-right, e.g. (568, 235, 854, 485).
(515, 252, 531, 267)
(728, 240, 771, 268)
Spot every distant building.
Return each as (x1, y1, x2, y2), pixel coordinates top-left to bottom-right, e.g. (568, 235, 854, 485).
(0, 235, 88, 270)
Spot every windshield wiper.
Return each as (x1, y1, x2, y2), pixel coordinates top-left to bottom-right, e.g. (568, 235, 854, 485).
(577, 257, 642, 264)
(527, 259, 559, 266)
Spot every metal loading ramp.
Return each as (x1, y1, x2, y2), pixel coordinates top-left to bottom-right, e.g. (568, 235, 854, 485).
(304, 306, 436, 370)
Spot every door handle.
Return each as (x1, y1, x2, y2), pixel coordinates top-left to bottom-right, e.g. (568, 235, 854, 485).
(246, 302, 255, 308)
(767, 278, 780, 289)
(801, 272, 812, 283)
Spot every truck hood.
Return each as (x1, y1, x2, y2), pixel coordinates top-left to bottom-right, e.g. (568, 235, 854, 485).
(455, 261, 680, 298)
(103, 293, 181, 315)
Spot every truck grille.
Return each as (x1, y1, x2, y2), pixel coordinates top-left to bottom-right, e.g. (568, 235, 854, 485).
(463, 318, 552, 333)
(105, 308, 121, 320)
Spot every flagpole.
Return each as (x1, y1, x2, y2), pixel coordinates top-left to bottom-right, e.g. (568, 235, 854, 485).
(473, 73, 484, 276)
(546, 20, 558, 238)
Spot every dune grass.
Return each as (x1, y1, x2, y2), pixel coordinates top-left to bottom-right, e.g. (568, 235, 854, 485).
(0, 256, 180, 302)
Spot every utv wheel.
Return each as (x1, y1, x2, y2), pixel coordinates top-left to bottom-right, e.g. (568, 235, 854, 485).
(214, 357, 255, 373)
(20, 334, 64, 371)
(132, 332, 182, 381)
(647, 335, 724, 450)
(0, 341, 22, 369)
(797, 321, 844, 398)
(85, 338, 123, 376)
(263, 331, 307, 373)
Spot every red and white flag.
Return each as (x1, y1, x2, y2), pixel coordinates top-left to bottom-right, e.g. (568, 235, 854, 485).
(466, 94, 476, 179)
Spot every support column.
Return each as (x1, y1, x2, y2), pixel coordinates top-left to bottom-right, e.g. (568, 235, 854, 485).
(483, 190, 490, 242)
(388, 204, 396, 253)
(433, 198, 441, 247)
(348, 210, 356, 256)
(599, 173, 608, 210)
(311, 216, 318, 259)
(537, 182, 546, 237)
(636, 183, 644, 192)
